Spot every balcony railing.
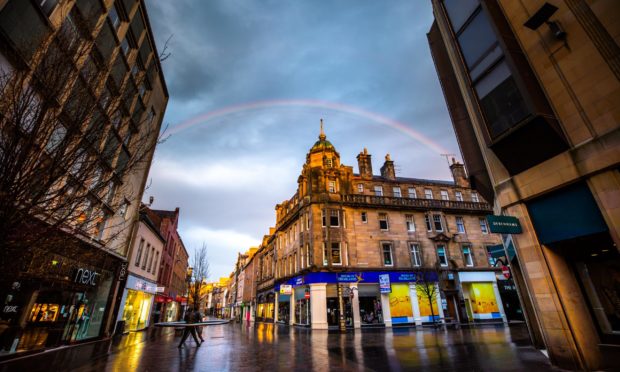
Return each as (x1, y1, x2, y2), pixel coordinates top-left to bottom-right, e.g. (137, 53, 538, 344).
(342, 194, 492, 213)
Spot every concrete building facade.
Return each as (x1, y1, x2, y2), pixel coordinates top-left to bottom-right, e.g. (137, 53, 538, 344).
(428, 0, 620, 369)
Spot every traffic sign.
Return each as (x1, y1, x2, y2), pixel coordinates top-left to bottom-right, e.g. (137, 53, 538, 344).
(502, 266, 511, 279)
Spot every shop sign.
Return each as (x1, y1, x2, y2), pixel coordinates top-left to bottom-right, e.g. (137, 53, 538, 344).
(486, 215, 522, 234)
(379, 274, 391, 294)
(280, 285, 292, 295)
(502, 266, 511, 279)
(156, 286, 165, 293)
(396, 273, 416, 282)
(304, 289, 310, 299)
(74, 267, 99, 286)
(2, 305, 18, 313)
(336, 273, 361, 283)
(294, 276, 304, 286)
(118, 262, 128, 281)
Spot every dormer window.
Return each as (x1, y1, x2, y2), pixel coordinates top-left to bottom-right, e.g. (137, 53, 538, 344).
(328, 181, 336, 193)
(326, 158, 333, 168)
(374, 186, 383, 196)
(357, 184, 364, 193)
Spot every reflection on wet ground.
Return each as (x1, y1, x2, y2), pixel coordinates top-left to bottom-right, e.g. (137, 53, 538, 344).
(75, 323, 561, 371)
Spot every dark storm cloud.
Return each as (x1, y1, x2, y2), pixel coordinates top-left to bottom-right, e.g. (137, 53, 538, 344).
(144, 0, 458, 279)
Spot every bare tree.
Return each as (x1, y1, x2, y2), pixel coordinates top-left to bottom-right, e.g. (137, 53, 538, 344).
(0, 9, 163, 282)
(189, 243, 210, 311)
(415, 267, 440, 326)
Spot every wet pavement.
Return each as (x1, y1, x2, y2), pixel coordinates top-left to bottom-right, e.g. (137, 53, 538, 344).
(74, 323, 560, 371)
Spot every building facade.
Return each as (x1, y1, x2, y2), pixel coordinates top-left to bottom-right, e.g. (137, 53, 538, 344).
(255, 125, 505, 330)
(147, 207, 188, 323)
(0, 0, 167, 359)
(428, 0, 620, 370)
(116, 206, 164, 332)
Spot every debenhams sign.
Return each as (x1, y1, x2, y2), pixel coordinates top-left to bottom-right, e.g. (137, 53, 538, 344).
(486, 215, 522, 234)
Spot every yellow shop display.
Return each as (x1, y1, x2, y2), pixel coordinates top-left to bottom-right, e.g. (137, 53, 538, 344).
(469, 283, 499, 314)
(388, 284, 413, 318)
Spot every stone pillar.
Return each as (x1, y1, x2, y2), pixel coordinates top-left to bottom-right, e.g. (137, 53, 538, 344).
(435, 284, 445, 322)
(290, 292, 295, 326)
(350, 284, 361, 328)
(410, 283, 422, 326)
(380, 292, 392, 328)
(274, 292, 279, 324)
(492, 280, 508, 323)
(310, 283, 328, 330)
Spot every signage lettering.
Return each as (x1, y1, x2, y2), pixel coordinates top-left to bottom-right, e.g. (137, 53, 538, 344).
(280, 285, 292, 295)
(74, 268, 99, 286)
(486, 215, 522, 234)
(3, 305, 18, 313)
(118, 262, 128, 281)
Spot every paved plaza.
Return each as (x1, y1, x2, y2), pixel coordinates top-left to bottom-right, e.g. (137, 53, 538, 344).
(72, 323, 559, 371)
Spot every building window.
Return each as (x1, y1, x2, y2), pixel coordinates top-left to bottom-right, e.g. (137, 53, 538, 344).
(374, 186, 383, 196)
(328, 181, 336, 193)
(425, 215, 433, 232)
(39, 0, 59, 16)
(437, 245, 448, 267)
(323, 243, 328, 266)
(147, 246, 155, 272)
(424, 189, 433, 199)
(361, 211, 367, 223)
(479, 218, 488, 234)
(142, 243, 150, 270)
(321, 210, 326, 227)
(153, 252, 159, 276)
(326, 158, 333, 168)
(331, 242, 342, 265)
(408, 187, 417, 198)
(108, 3, 121, 29)
(393, 187, 401, 198)
(329, 210, 339, 227)
(456, 216, 465, 233)
(357, 184, 364, 193)
(135, 238, 144, 266)
(378, 213, 389, 231)
(455, 191, 463, 201)
(462, 245, 474, 267)
(306, 212, 310, 230)
(433, 214, 443, 232)
(485, 246, 497, 266)
(382, 243, 393, 266)
(405, 215, 415, 232)
(443, 2, 529, 140)
(410, 243, 421, 267)
(440, 190, 449, 200)
(472, 192, 480, 203)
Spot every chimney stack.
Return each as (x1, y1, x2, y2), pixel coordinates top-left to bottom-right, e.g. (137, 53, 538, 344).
(449, 158, 469, 187)
(380, 153, 396, 180)
(357, 148, 373, 179)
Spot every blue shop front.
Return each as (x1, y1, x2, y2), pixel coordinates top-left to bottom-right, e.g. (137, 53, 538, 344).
(275, 271, 441, 329)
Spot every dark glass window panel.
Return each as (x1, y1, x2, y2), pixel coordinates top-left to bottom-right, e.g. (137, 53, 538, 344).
(329, 212, 339, 227)
(111, 55, 128, 89)
(0, 1, 50, 60)
(457, 10, 497, 69)
(122, 0, 137, 14)
(433, 214, 443, 231)
(103, 133, 120, 164)
(74, 0, 104, 30)
(39, 0, 59, 16)
(109, 4, 121, 29)
(479, 76, 530, 138)
(443, 0, 479, 32)
(382, 244, 392, 265)
(139, 40, 153, 66)
(95, 22, 115, 63)
(130, 9, 146, 41)
(115, 148, 129, 173)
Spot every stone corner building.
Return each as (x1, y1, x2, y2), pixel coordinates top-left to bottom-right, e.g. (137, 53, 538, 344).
(255, 123, 509, 330)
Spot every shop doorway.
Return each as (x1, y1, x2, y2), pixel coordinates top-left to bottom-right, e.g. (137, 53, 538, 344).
(359, 297, 383, 325)
(326, 298, 339, 326)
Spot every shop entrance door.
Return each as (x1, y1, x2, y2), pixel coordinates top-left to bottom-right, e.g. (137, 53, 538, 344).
(326, 298, 340, 326)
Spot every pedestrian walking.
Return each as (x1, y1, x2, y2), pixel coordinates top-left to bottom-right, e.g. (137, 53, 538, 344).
(194, 308, 205, 343)
(178, 308, 201, 348)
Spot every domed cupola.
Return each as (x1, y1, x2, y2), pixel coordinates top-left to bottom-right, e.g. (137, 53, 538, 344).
(306, 119, 340, 168)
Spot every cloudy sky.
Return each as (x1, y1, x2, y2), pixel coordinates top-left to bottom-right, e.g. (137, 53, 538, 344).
(144, 0, 459, 280)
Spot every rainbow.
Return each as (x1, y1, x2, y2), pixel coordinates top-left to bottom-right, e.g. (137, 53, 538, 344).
(167, 99, 451, 154)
